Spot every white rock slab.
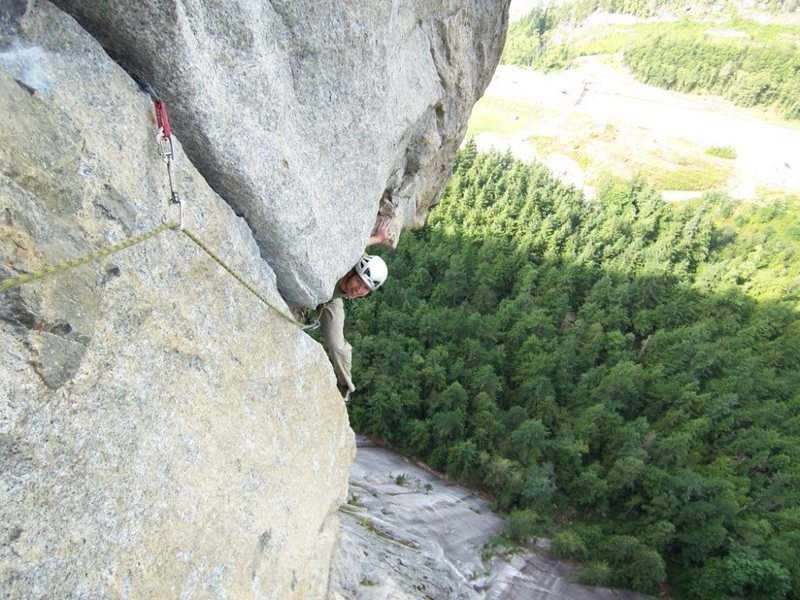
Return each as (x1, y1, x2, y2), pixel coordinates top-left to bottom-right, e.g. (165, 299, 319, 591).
(330, 437, 656, 600)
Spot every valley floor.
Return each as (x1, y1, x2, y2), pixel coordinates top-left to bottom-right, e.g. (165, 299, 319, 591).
(471, 59, 800, 200)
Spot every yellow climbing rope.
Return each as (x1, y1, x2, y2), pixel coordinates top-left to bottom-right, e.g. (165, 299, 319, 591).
(0, 222, 316, 330)
(180, 228, 317, 329)
(0, 221, 176, 293)
(0, 90, 318, 331)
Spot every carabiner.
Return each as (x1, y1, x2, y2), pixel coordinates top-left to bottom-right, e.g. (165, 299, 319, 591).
(156, 129, 174, 163)
(163, 192, 185, 231)
(172, 192, 185, 231)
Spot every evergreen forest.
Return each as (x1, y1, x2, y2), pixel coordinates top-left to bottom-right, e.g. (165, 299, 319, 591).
(502, 3, 800, 119)
(623, 26, 800, 120)
(347, 143, 800, 598)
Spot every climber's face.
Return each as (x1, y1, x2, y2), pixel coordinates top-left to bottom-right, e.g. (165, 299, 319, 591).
(341, 271, 371, 299)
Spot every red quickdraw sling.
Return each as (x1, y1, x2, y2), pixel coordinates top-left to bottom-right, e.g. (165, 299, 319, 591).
(154, 98, 174, 163)
(146, 87, 183, 230)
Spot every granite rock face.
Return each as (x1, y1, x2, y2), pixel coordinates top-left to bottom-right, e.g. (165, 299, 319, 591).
(51, 0, 509, 307)
(1, 0, 507, 596)
(1, 3, 353, 597)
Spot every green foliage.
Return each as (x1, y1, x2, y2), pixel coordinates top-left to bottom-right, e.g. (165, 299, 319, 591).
(349, 149, 800, 597)
(605, 535, 667, 594)
(504, 508, 542, 543)
(622, 25, 800, 118)
(551, 530, 588, 561)
(505, 3, 800, 118)
(705, 145, 737, 159)
(725, 551, 792, 599)
(680, 552, 793, 600)
(578, 561, 612, 586)
(503, 8, 574, 71)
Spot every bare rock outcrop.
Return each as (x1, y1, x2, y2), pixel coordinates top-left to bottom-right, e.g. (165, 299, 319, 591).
(1, 0, 508, 597)
(1, 3, 353, 597)
(51, 0, 509, 307)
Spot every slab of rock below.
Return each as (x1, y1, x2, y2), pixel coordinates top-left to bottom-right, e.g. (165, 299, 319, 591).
(1, 3, 353, 597)
(330, 438, 656, 600)
(51, 0, 509, 307)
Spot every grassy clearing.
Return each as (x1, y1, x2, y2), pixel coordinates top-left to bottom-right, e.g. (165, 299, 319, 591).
(527, 134, 558, 155)
(572, 27, 649, 56)
(588, 123, 620, 143)
(469, 59, 751, 194)
(723, 15, 800, 45)
(470, 95, 737, 192)
(571, 22, 705, 57)
(572, 16, 800, 58)
(553, 127, 733, 191)
(467, 96, 549, 138)
(705, 145, 737, 159)
(642, 163, 733, 191)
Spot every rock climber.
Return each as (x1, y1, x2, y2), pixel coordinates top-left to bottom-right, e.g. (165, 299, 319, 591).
(319, 218, 391, 400)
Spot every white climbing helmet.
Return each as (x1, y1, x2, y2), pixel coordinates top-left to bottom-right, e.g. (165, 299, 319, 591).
(355, 254, 388, 291)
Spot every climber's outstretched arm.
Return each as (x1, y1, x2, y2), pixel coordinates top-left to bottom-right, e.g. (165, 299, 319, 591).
(366, 217, 392, 248)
